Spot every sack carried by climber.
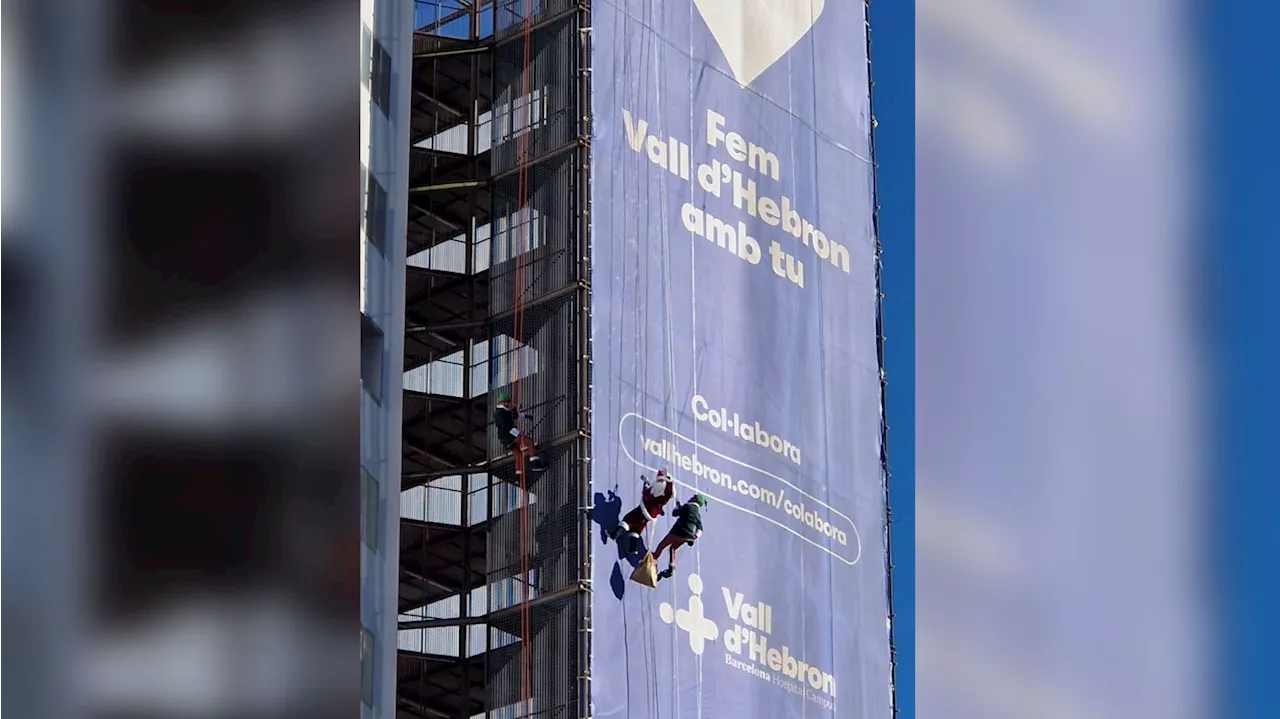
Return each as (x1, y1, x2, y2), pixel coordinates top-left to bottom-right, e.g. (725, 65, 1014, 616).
(630, 551, 659, 588)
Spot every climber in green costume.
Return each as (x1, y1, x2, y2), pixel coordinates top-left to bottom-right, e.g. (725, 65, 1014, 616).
(653, 493, 708, 581)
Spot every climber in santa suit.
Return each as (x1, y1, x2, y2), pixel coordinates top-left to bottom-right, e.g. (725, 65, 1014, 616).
(494, 390, 546, 473)
(654, 493, 708, 581)
(609, 470, 677, 553)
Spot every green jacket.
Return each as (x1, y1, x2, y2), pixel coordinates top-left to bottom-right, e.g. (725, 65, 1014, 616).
(671, 501, 703, 541)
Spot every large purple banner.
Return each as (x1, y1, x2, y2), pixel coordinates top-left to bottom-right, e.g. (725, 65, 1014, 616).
(589, 1, 890, 718)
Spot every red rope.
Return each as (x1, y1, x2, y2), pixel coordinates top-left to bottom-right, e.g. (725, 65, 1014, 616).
(513, 0, 536, 716)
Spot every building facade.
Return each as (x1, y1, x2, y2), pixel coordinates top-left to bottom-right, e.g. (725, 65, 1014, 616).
(398, 0, 894, 717)
(361, 0, 412, 717)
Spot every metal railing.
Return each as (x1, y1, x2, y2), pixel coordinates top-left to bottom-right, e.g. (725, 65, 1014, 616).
(415, 0, 496, 40)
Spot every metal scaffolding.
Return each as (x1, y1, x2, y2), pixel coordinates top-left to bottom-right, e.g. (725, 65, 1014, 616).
(398, 2, 591, 717)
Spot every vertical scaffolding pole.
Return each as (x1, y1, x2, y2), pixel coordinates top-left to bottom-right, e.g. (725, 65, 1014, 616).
(485, 2, 500, 712)
(459, 8, 479, 717)
(574, 3, 594, 716)
(459, 354, 473, 719)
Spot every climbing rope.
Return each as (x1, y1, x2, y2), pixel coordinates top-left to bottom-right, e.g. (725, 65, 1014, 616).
(645, 520, 662, 715)
(513, 0, 536, 715)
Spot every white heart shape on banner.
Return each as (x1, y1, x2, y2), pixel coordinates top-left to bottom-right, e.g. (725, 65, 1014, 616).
(693, 0, 827, 86)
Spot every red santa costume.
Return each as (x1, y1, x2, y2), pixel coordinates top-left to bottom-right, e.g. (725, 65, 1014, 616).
(611, 471, 675, 546)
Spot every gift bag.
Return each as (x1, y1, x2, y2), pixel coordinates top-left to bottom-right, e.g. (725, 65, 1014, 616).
(630, 551, 659, 588)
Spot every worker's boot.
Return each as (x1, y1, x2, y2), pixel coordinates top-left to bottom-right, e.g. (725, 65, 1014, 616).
(657, 567, 674, 581)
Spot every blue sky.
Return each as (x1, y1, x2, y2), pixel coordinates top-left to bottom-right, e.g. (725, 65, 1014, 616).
(867, 1, 914, 717)
(1212, 0, 1280, 715)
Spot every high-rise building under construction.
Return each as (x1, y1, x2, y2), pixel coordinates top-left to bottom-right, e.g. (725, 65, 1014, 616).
(387, 2, 896, 717)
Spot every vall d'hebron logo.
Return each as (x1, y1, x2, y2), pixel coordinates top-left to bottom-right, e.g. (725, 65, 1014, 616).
(660, 574, 837, 711)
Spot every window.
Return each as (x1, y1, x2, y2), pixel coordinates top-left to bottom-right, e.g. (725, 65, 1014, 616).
(361, 25, 372, 89)
(361, 467, 380, 552)
(359, 162, 368, 232)
(370, 36, 392, 117)
(360, 627, 375, 707)
(361, 314, 385, 403)
(364, 171, 388, 252)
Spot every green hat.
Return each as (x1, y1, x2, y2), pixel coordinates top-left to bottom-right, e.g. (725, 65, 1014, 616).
(693, 493, 708, 507)
(496, 390, 511, 403)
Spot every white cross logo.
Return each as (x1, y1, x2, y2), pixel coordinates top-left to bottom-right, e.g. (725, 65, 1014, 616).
(659, 573, 720, 655)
